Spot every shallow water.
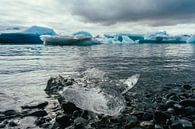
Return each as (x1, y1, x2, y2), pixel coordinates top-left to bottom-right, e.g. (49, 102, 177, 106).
(0, 44, 195, 111)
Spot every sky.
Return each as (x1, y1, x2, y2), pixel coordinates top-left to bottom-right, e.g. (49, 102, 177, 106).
(1, 0, 195, 35)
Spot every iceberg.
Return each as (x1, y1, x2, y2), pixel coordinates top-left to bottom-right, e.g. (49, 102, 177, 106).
(23, 26, 56, 35)
(139, 31, 187, 43)
(95, 34, 135, 44)
(126, 34, 144, 41)
(45, 68, 140, 116)
(41, 31, 101, 46)
(0, 26, 56, 44)
(187, 35, 195, 43)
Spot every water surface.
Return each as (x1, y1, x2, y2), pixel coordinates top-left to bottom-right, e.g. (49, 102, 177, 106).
(0, 44, 195, 111)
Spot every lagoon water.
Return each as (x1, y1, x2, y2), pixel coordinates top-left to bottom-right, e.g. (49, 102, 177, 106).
(0, 44, 195, 111)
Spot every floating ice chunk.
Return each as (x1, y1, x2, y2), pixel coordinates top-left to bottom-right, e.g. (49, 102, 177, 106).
(40, 35, 100, 46)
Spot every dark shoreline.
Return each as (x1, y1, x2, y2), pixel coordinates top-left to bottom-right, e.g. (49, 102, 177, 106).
(0, 76, 195, 129)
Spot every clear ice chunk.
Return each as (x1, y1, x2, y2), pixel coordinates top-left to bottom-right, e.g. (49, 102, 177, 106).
(59, 68, 140, 116)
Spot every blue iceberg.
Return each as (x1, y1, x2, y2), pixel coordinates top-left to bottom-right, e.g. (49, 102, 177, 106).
(95, 34, 135, 44)
(139, 31, 188, 43)
(187, 35, 195, 43)
(0, 26, 56, 44)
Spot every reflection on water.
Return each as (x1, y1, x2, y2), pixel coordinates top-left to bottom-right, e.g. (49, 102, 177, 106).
(0, 44, 195, 111)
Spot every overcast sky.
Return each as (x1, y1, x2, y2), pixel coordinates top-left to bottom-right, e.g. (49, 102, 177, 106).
(1, 0, 195, 35)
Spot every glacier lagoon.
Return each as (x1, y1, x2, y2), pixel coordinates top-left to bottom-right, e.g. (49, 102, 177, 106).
(0, 43, 195, 128)
(0, 44, 195, 112)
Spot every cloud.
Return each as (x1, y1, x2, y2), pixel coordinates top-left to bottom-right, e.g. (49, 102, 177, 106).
(63, 0, 195, 26)
(1, 0, 195, 34)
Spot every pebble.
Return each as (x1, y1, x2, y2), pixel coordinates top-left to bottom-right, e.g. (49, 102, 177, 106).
(0, 120, 8, 128)
(173, 104, 185, 115)
(155, 124, 164, 129)
(140, 121, 154, 129)
(8, 120, 18, 127)
(179, 119, 193, 128)
(184, 106, 195, 115)
(179, 99, 195, 107)
(55, 114, 72, 128)
(182, 85, 192, 90)
(167, 108, 175, 114)
(61, 101, 80, 114)
(166, 93, 177, 99)
(142, 112, 153, 121)
(165, 100, 178, 108)
(170, 121, 183, 129)
(154, 110, 170, 124)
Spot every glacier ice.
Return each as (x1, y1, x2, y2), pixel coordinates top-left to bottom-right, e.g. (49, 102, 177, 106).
(139, 31, 188, 43)
(47, 68, 140, 116)
(144, 31, 168, 40)
(1, 25, 195, 44)
(187, 35, 195, 43)
(0, 25, 56, 44)
(95, 34, 135, 44)
(61, 86, 126, 116)
(40, 34, 100, 46)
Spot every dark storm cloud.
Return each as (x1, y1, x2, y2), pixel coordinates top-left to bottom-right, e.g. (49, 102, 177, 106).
(64, 0, 195, 26)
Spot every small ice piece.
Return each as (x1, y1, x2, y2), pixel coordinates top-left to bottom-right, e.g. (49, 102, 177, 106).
(122, 74, 140, 95)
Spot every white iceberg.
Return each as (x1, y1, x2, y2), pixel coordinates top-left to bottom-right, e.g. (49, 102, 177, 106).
(40, 35, 100, 46)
